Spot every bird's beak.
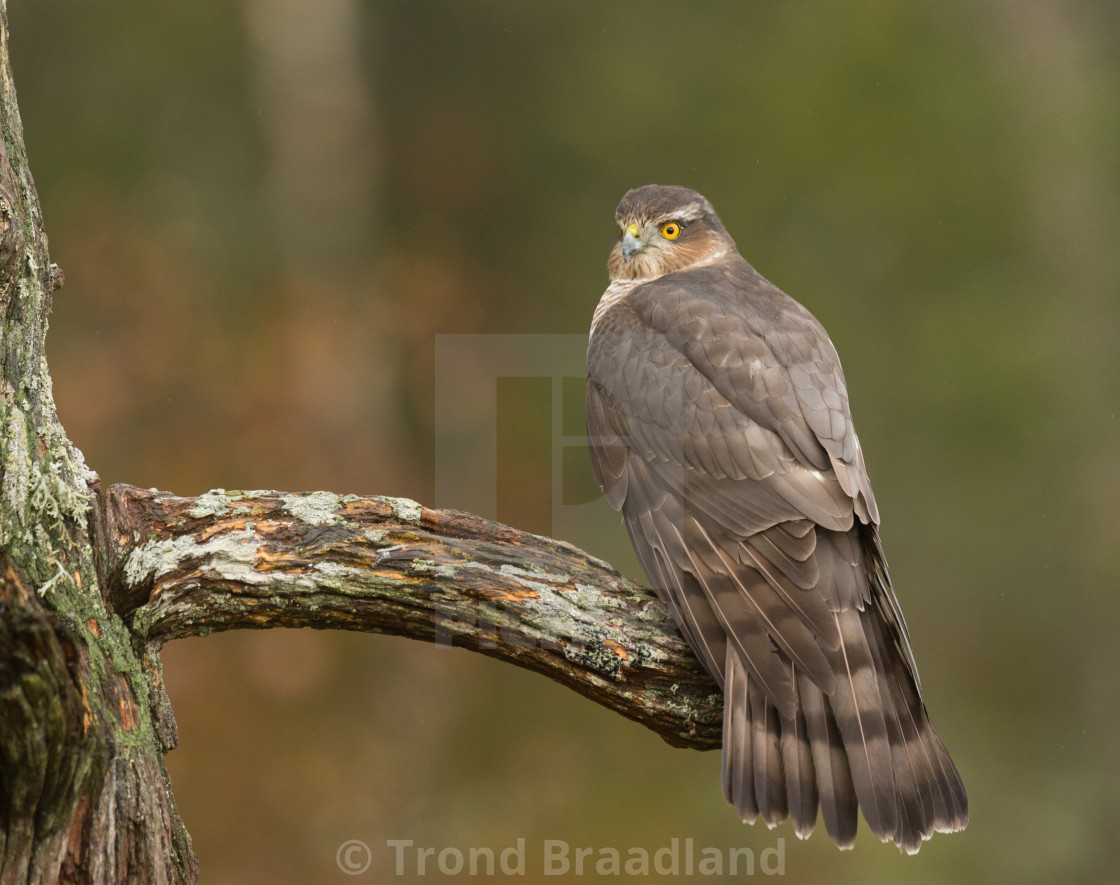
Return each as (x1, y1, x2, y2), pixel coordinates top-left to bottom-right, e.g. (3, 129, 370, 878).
(620, 223, 644, 262)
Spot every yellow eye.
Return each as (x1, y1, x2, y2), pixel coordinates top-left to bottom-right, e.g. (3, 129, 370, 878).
(660, 222, 681, 240)
(617, 225, 623, 237)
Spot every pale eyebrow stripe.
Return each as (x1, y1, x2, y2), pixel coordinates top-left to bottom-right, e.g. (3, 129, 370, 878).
(665, 202, 705, 223)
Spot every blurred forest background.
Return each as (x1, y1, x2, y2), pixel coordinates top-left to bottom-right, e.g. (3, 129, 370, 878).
(10, 1, 1120, 882)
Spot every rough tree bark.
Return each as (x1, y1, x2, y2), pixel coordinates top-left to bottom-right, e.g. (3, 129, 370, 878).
(0, 12, 719, 885)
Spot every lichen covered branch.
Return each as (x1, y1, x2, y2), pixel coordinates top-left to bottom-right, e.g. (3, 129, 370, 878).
(103, 484, 722, 750)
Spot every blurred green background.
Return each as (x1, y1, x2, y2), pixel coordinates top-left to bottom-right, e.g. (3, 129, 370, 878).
(11, 1, 1120, 882)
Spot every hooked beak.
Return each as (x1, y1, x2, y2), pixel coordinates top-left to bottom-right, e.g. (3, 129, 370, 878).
(620, 223, 644, 262)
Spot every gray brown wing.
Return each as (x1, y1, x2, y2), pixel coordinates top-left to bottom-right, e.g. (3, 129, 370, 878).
(587, 267, 875, 702)
(586, 263, 966, 850)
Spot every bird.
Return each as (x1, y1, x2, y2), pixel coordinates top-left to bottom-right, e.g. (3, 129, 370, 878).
(585, 185, 968, 853)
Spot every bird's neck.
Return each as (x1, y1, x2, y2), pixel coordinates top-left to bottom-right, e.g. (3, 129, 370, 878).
(591, 277, 650, 336)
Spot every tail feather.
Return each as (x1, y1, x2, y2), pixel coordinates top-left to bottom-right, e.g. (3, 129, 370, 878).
(778, 666, 819, 839)
(720, 641, 965, 852)
(827, 608, 899, 842)
(867, 606, 968, 842)
(722, 647, 758, 823)
(717, 538, 968, 853)
(799, 674, 858, 848)
(861, 605, 927, 852)
(749, 674, 788, 827)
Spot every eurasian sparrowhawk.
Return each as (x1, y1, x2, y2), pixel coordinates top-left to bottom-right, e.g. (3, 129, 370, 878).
(586, 185, 968, 852)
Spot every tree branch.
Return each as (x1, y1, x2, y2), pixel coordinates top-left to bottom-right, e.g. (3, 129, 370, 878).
(103, 484, 723, 751)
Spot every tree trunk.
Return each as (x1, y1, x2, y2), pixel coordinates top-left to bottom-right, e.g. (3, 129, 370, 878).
(0, 11, 716, 883)
(0, 8, 198, 878)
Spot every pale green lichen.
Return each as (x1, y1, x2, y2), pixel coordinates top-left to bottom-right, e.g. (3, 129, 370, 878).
(123, 528, 261, 587)
(376, 495, 423, 524)
(497, 563, 569, 595)
(17, 249, 37, 306)
(28, 458, 90, 528)
(35, 557, 71, 599)
(20, 444, 92, 594)
(571, 582, 618, 612)
(1, 410, 29, 522)
(313, 560, 364, 581)
(281, 491, 341, 525)
(189, 489, 231, 519)
(410, 559, 458, 579)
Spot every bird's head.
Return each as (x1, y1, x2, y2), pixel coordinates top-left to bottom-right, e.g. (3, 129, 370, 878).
(608, 185, 736, 281)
